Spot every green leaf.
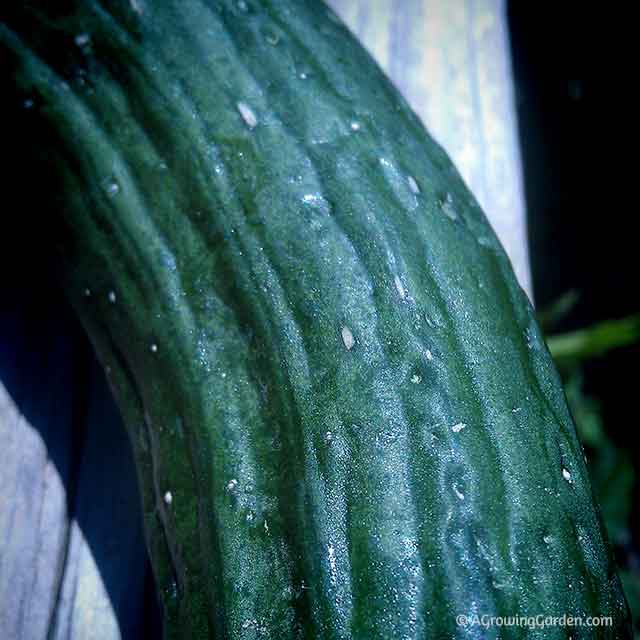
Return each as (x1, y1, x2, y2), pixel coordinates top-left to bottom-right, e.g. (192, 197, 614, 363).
(547, 314, 640, 363)
(564, 371, 634, 545)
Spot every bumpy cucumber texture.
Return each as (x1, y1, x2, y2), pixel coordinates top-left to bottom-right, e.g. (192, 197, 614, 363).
(1, 1, 631, 638)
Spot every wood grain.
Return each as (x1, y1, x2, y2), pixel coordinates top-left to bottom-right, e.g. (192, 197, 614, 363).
(329, 0, 531, 295)
(0, 302, 155, 640)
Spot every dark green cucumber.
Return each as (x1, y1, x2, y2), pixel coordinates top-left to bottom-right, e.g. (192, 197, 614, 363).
(1, 1, 631, 638)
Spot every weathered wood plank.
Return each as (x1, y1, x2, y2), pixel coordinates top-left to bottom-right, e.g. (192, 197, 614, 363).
(49, 360, 151, 640)
(329, 0, 531, 295)
(0, 311, 77, 639)
(0, 302, 153, 640)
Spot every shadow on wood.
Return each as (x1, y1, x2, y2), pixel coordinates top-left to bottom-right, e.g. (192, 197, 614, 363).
(0, 279, 161, 639)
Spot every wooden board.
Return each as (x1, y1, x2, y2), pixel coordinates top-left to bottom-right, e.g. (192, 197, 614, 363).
(0, 299, 158, 639)
(0, 2, 529, 638)
(330, 0, 531, 295)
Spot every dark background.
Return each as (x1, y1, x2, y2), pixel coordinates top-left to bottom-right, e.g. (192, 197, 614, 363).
(508, 0, 638, 631)
(508, 2, 636, 318)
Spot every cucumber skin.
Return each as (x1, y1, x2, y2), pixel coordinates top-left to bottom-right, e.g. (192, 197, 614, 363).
(1, 1, 631, 638)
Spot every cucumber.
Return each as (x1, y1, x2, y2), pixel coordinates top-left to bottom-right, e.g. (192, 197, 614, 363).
(1, 1, 631, 637)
